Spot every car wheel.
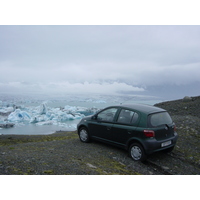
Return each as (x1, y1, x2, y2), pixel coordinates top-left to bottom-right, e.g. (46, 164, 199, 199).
(78, 127, 90, 143)
(129, 143, 146, 161)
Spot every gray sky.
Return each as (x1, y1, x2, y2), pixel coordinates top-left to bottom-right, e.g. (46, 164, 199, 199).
(0, 25, 200, 100)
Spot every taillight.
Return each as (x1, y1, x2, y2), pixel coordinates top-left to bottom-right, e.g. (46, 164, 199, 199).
(144, 130, 155, 137)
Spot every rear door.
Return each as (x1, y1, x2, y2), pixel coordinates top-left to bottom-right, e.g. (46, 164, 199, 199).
(148, 112, 175, 141)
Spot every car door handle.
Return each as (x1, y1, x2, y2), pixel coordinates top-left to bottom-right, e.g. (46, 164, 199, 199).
(127, 130, 132, 134)
(107, 127, 111, 131)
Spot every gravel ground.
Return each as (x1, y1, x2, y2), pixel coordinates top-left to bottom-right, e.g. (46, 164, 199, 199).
(0, 96, 200, 175)
(0, 132, 163, 175)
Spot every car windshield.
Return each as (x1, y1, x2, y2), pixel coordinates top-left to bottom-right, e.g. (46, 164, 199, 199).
(149, 112, 172, 127)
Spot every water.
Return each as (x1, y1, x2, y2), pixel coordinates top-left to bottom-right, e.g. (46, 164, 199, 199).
(0, 122, 80, 135)
(0, 96, 162, 135)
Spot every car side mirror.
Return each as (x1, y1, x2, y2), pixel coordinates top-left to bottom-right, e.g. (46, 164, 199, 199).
(92, 115, 97, 120)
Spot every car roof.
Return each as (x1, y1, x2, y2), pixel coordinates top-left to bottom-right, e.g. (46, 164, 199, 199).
(117, 103, 166, 114)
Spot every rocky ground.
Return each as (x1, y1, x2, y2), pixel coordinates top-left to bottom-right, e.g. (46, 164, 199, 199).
(0, 96, 200, 175)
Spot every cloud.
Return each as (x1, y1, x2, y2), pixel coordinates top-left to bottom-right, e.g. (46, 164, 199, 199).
(0, 81, 145, 97)
(1, 26, 200, 99)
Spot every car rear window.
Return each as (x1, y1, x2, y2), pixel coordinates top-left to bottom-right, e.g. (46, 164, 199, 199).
(148, 112, 172, 127)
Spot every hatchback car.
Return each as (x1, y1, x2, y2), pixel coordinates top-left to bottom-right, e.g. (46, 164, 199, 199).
(77, 104, 178, 161)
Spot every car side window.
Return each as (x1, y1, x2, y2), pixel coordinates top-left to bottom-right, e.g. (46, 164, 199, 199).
(97, 108, 118, 122)
(131, 112, 139, 124)
(117, 109, 135, 124)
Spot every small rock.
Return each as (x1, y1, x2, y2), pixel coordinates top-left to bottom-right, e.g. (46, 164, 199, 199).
(86, 163, 97, 169)
(119, 162, 126, 166)
(0, 123, 15, 128)
(183, 96, 192, 102)
(161, 166, 170, 170)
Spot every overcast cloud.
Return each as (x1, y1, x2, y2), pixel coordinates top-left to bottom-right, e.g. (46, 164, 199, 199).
(0, 25, 200, 99)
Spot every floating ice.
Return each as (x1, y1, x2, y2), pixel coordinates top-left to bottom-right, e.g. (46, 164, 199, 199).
(0, 106, 14, 114)
(39, 103, 48, 114)
(36, 121, 53, 126)
(94, 100, 107, 103)
(0, 100, 100, 134)
(64, 105, 77, 112)
(8, 109, 31, 122)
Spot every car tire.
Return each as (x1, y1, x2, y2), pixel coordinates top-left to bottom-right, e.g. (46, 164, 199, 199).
(78, 127, 90, 143)
(129, 143, 147, 161)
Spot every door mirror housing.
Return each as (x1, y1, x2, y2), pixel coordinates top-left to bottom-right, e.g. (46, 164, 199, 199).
(92, 115, 97, 120)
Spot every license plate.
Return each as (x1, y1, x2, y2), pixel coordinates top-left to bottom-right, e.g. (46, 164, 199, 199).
(161, 140, 171, 147)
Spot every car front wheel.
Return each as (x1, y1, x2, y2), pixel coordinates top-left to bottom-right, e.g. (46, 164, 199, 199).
(78, 127, 90, 143)
(129, 143, 146, 161)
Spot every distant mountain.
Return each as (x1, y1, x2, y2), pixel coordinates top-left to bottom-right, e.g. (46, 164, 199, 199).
(143, 82, 200, 101)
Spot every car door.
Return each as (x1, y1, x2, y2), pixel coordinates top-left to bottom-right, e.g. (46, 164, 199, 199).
(111, 109, 139, 147)
(89, 107, 118, 142)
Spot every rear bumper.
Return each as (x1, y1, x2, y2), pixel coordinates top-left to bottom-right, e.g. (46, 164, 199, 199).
(142, 134, 178, 155)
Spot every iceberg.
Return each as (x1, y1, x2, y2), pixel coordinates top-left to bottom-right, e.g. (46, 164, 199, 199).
(30, 114, 48, 123)
(64, 105, 77, 112)
(8, 109, 31, 122)
(1, 100, 100, 135)
(39, 103, 48, 114)
(0, 106, 14, 115)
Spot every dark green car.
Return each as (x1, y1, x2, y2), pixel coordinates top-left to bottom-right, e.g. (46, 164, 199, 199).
(77, 104, 178, 161)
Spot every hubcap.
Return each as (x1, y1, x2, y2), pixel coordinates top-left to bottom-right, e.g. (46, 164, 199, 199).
(131, 146, 142, 160)
(80, 129, 88, 141)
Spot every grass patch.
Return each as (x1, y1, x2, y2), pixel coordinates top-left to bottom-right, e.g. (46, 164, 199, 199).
(0, 131, 78, 146)
(44, 170, 54, 175)
(77, 155, 140, 175)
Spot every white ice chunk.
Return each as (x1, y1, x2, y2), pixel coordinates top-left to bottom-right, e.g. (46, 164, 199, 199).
(64, 105, 78, 112)
(36, 121, 53, 126)
(38, 103, 48, 114)
(8, 109, 31, 122)
(94, 100, 107, 103)
(0, 107, 14, 114)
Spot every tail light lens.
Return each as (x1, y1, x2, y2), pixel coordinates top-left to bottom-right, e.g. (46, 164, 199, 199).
(144, 130, 155, 137)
